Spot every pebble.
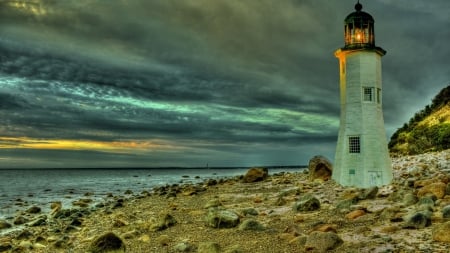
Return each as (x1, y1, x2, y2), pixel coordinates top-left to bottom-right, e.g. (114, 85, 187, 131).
(346, 209, 366, 220)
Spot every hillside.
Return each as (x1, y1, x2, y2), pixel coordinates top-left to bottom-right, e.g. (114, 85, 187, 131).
(389, 85, 450, 154)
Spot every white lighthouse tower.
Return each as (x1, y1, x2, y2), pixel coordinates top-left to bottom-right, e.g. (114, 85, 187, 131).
(333, 1, 393, 187)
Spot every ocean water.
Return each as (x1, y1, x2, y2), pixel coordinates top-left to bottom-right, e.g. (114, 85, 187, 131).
(0, 167, 303, 219)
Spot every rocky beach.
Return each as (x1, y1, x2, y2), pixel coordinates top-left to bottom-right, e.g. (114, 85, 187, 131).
(1, 150, 450, 252)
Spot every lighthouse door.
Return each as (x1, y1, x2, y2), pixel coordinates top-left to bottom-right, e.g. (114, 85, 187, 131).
(368, 171, 382, 186)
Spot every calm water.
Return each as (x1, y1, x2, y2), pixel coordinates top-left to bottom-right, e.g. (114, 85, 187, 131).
(0, 167, 303, 219)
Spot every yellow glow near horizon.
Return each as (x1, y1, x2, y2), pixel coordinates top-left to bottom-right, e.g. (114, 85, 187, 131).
(0, 137, 178, 153)
(8, 1, 48, 16)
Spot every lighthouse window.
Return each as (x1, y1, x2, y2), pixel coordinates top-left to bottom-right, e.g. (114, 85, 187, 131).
(363, 87, 374, 102)
(348, 136, 360, 153)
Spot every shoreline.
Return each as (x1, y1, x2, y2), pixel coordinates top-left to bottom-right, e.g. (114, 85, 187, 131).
(0, 167, 306, 221)
(0, 150, 449, 252)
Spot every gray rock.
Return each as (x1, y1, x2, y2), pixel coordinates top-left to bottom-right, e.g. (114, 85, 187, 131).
(238, 219, 265, 231)
(278, 187, 301, 198)
(403, 211, 432, 229)
(151, 213, 177, 231)
(293, 194, 320, 212)
(0, 220, 12, 230)
(403, 193, 418, 206)
(205, 179, 218, 186)
(304, 231, 343, 252)
(204, 199, 222, 209)
(89, 232, 125, 253)
(359, 186, 378, 200)
(198, 242, 221, 253)
(442, 205, 450, 219)
(274, 197, 287, 206)
(0, 242, 12, 252)
(13, 215, 28, 225)
(173, 242, 193, 252)
(242, 167, 268, 183)
(26, 206, 41, 214)
(241, 208, 258, 216)
(53, 237, 69, 248)
(336, 197, 359, 210)
(16, 230, 33, 240)
(18, 240, 33, 249)
(28, 215, 47, 227)
(206, 208, 240, 228)
(417, 196, 435, 207)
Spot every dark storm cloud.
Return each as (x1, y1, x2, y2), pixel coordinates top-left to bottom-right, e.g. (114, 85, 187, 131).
(0, 92, 30, 109)
(0, 0, 449, 167)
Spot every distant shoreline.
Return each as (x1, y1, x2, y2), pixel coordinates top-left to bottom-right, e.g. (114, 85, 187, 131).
(0, 165, 308, 170)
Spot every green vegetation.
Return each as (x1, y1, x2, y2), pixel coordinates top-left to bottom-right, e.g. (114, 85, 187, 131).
(389, 85, 450, 154)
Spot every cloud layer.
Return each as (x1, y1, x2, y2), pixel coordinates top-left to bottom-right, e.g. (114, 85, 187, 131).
(0, 0, 449, 168)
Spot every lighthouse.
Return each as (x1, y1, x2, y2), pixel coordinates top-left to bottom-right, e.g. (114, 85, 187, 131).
(332, 1, 393, 187)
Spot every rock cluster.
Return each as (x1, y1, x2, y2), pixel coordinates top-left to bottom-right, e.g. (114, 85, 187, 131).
(0, 149, 449, 252)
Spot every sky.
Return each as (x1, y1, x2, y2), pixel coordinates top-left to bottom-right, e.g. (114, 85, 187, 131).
(0, 0, 449, 168)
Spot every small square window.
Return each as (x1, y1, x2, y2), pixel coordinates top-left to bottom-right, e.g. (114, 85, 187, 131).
(349, 136, 360, 153)
(363, 87, 374, 102)
(349, 169, 355, 175)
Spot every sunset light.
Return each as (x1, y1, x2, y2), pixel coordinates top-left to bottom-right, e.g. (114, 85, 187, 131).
(0, 137, 176, 153)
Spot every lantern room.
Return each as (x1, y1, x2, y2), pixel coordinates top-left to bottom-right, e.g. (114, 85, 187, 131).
(344, 1, 375, 49)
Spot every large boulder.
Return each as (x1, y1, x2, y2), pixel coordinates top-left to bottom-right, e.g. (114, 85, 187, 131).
(308, 156, 333, 181)
(242, 167, 268, 183)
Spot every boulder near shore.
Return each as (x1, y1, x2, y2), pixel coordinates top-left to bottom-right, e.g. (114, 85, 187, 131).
(0, 150, 449, 252)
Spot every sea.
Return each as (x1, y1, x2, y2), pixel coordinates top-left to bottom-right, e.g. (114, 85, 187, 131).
(0, 167, 305, 220)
